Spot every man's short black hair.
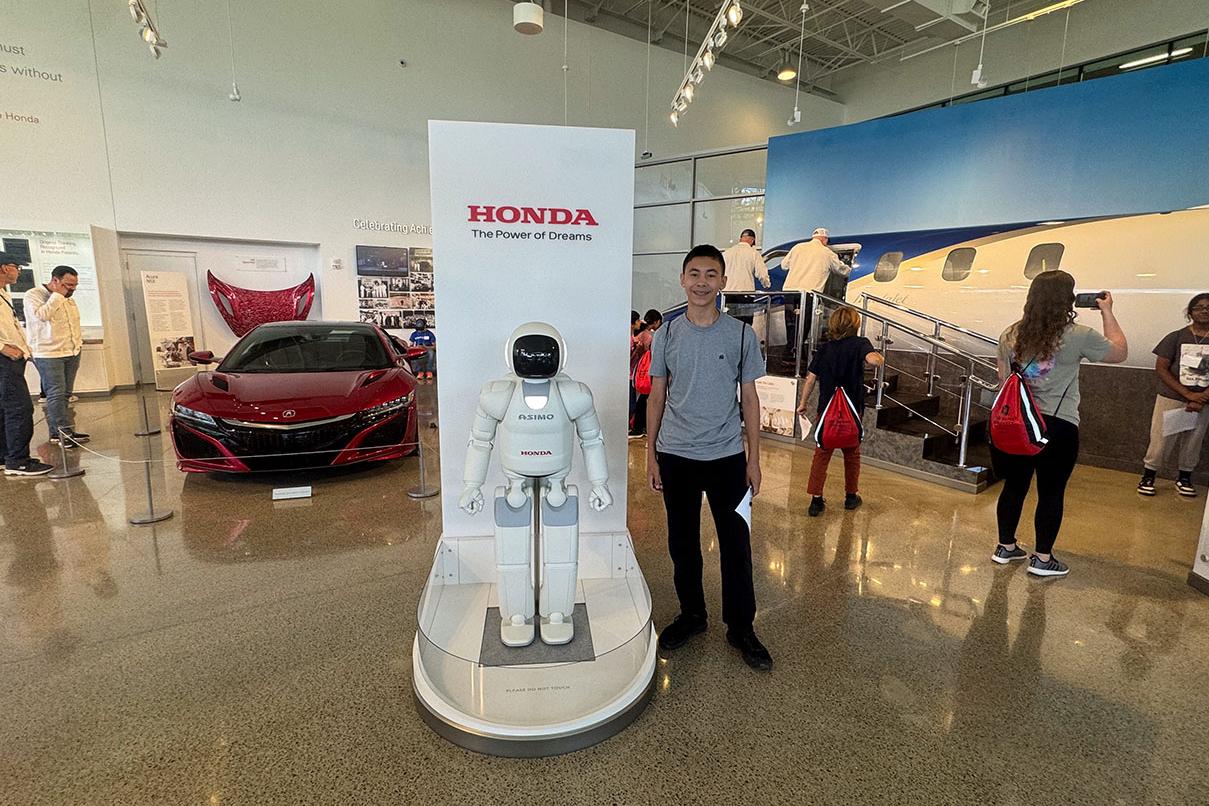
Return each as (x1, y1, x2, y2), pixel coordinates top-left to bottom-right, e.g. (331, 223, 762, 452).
(681, 244, 725, 273)
(740, 229, 757, 239)
(643, 308, 662, 324)
(51, 265, 79, 280)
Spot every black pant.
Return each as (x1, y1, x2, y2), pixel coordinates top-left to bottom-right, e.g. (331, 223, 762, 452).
(990, 416, 1079, 554)
(0, 356, 34, 469)
(631, 393, 649, 435)
(656, 450, 756, 631)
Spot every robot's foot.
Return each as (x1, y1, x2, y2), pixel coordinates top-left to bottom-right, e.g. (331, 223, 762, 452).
(501, 616, 536, 648)
(539, 612, 574, 646)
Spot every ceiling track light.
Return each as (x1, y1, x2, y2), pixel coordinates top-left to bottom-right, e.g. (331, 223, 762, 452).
(666, 1, 741, 127)
(127, 0, 166, 58)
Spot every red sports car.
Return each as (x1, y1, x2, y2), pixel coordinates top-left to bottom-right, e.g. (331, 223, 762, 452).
(169, 321, 420, 473)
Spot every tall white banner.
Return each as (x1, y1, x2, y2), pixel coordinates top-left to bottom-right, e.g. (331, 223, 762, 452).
(140, 270, 198, 391)
(429, 121, 634, 539)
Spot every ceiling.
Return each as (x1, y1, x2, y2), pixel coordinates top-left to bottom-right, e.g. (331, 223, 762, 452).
(545, 1, 1072, 98)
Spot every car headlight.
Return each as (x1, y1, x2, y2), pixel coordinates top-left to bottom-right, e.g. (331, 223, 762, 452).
(172, 402, 217, 427)
(363, 393, 414, 419)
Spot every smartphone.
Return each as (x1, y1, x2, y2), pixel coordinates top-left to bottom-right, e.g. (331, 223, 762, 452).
(1074, 291, 1106, 309)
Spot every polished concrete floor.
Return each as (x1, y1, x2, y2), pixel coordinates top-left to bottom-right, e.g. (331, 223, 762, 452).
(2, 389, 1208, 805)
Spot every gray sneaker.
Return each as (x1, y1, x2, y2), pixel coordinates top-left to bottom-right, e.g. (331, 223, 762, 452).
(1027, 554, 1069, 578)
(992, 544, 1028, 564)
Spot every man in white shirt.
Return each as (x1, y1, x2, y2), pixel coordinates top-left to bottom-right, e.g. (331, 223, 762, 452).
(722, 229, 771, 292)
(26, 265, 89, 445)
(781, 227, 850, 293)
(0, 253, 53, 476)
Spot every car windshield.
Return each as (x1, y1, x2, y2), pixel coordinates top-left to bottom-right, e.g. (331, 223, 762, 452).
(219, 327, 391, 373)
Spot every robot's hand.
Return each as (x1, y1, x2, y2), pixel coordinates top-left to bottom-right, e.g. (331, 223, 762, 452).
(458, 485, 485, 515)
(588, 482, 613, 512)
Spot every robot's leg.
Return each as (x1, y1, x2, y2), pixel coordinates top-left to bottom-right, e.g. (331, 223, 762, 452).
(538, 480, 579, 646)
(495, 482, 535, 647)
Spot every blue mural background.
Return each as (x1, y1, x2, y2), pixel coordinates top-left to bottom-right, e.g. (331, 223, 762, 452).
(764, 57, 1209, 249)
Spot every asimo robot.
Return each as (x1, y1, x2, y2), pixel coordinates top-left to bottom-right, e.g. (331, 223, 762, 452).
(457, 322, 613, 648)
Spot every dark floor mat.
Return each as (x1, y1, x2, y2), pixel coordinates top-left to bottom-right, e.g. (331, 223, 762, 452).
(478, 604, 595, 667)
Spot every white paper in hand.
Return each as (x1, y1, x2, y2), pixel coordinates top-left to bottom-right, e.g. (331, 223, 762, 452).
(797, 413, 814, 441)
(735, 488, 753, 532)
(1162, 406, 1201, 436)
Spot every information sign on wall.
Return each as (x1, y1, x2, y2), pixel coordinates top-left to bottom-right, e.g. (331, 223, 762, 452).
(140, 270, 197, 390)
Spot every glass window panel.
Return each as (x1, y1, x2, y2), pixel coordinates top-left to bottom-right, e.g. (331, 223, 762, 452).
(942, 248, 976, 281)
(632, 253, 687, 312)
(874, 251, 903, 282)
(692, 196, 765, 251)
(1172, 34, 1208, 60)
(634, 204, 691, 254)
(635, 160, 692, 205)
(1024, 243, 1065, 279)
(1082, 46, 1168, 80)
(694, 150, 766, 199)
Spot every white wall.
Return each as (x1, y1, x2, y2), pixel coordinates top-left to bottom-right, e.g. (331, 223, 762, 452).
(832, 0, 1208, 122)
(1, 0, 844, 389)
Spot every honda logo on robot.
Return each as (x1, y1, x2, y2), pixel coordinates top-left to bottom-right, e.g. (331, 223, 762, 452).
(519, 450, 553, 456)
(468, 205, 598, 242)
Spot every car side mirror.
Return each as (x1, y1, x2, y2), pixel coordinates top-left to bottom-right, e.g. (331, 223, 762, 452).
(188, 350, 216, 365)
(405, 347, 427, 360)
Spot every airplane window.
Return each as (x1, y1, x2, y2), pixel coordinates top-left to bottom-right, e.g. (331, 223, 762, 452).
(1024, 243, 1065, 279)
(874, 251, 903, 282)
(942, 248, 976, 281)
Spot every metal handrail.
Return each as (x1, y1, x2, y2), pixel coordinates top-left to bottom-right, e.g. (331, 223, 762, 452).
(858, 292, 999, 347)
(813, 292, 998, 373)
(810, 291, 999, 469)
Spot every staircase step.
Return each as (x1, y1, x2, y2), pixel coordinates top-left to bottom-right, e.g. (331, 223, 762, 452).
(875, 395, 941, 429)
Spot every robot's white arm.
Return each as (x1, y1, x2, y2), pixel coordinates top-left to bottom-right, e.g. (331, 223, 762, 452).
(559, 380, 612, 511)
(459, 380, 515, 514)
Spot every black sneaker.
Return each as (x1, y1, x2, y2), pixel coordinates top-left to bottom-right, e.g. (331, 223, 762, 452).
(1137, 471, 1157, 496)
(1027, 554, 1069, 578)
(808, 496, 825, 517)
(66, 430, 90, 444)
(844, 493, 862, 510)
(726, 629, 773, 671)
(991, 544, 1028, 564)
(5, 460, 54, 477)
(658, 613, 707, 652)
(1176, 475, 1197, 497)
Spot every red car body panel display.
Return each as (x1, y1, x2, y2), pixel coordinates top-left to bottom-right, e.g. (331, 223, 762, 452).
(206, 271, 316, 337)
(169, 322, 419, 473)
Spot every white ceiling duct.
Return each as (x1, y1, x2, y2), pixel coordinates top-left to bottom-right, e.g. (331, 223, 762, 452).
(867, 0, 989, 39)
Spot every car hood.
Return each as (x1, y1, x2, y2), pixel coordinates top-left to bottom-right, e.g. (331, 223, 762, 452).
(173, 369, 413, 423)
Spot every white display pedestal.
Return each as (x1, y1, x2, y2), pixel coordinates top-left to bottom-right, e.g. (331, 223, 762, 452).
(1189, 497, 1209, 597)
(412, 530, 655, 756)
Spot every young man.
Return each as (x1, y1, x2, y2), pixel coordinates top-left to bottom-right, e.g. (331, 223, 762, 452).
(25, 265, 89, 445)
(0, 253, 54, 476)
(646, 244, 772, 671)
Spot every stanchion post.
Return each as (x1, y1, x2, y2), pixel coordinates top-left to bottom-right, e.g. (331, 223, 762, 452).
(408, 436, 440, 499)
(48, 428, 85, 480)
(134, 391, 161, 437)
(129, 425, 173, 525)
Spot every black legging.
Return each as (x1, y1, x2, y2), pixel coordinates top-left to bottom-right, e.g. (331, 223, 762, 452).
(990, 416, 1079, 555)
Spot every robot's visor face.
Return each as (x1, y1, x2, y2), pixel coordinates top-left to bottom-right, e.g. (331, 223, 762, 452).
(513, 335, 560, 378)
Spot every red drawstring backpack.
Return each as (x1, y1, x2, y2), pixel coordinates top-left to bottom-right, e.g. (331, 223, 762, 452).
(988, 367, 1050, 456)
(813, 387, 864, 450)
(633, 350, 653, 395)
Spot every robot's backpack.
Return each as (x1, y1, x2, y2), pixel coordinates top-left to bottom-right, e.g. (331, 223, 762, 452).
(988, 371, 1048, 456)
(634, 350, 653, 395)
(813, 387, 863, 450)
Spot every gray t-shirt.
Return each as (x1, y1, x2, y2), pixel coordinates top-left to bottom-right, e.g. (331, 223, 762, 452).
(649, 312, 766, 460)
(1153, 327, 1209, 400)
(998, 322, 1111, 426)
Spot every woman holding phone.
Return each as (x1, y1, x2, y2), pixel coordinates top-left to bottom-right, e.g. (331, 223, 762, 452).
(991, 270, 1127, 577)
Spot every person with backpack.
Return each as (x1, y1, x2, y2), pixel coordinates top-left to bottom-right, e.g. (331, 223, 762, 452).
(990, 270, 1127, 578)
(629, 309, 662, 439)
(795, 306, 883, 517)
(646, 245, 771, 671)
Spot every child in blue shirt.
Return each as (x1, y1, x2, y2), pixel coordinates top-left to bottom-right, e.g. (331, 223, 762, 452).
(409, 319, 436, 383)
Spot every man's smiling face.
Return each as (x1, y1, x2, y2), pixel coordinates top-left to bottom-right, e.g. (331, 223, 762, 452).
(681, 256, 725, 308)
